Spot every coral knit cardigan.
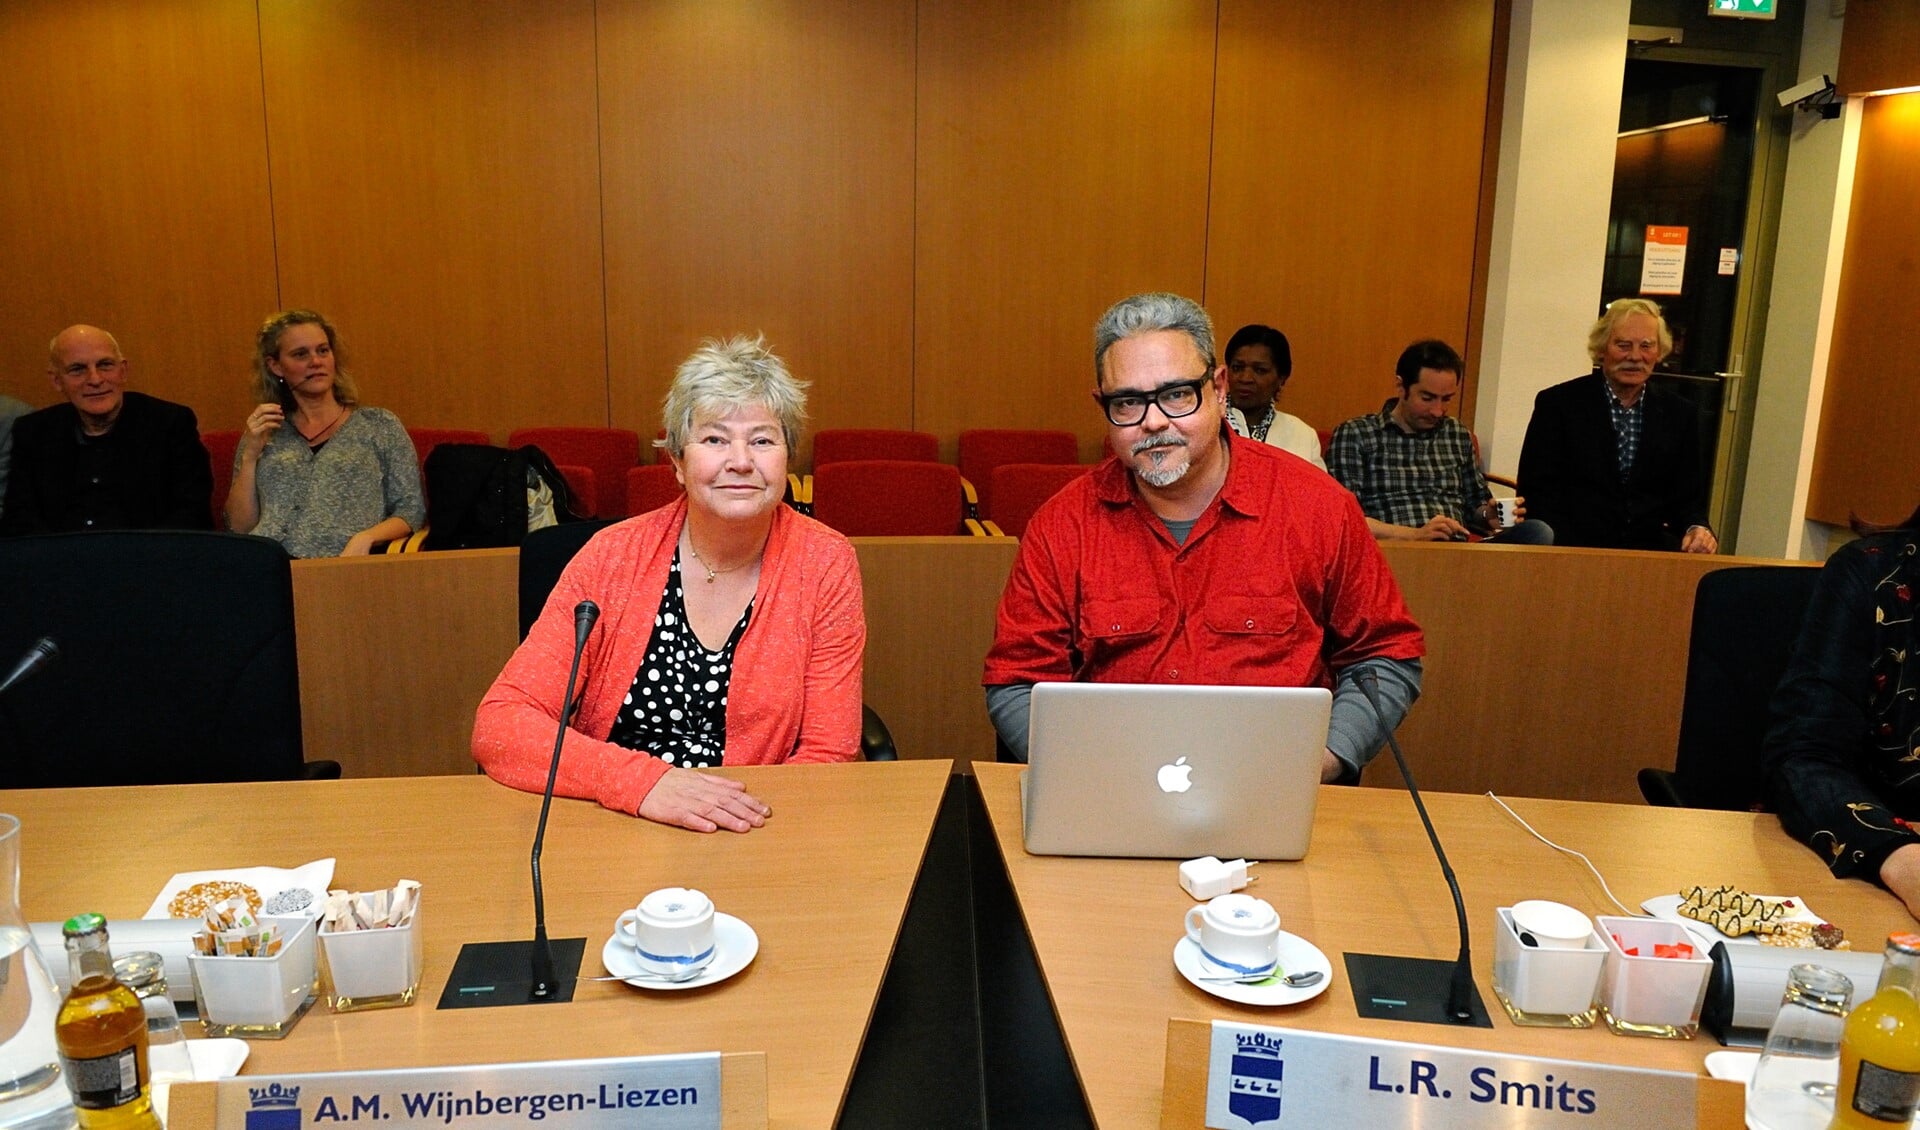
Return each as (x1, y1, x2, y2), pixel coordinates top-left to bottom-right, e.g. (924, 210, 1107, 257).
(472, 499, 866, 815)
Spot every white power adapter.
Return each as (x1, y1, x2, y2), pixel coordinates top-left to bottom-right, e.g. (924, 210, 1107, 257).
(1178, 856, 1253, 900)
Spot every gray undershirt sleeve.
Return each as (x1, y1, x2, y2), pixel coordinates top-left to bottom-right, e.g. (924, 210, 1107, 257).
(985, 682, 1034, 763)
(1326, 656, 1423, 779)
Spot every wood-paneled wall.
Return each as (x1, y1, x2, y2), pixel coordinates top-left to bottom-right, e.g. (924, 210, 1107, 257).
(0, 1, 278, 430)
(1837, 0, 1920, 95)
(0, 2, 1498, 461)
(912, 0, 1217, 463)
(597, 0, 917, 468)
(1807, 91, 1920, 527)
(1203, 1, 1498, 433)
(258, 1, 609, 435)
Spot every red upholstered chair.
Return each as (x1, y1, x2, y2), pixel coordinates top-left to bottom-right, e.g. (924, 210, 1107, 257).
(555, 465, 595, 520)
(201, 430, 241, 526)
(958, 429, 1078, 521)
(1316, 429, 1334, 459)
(626, 465, 683, 516)
(810, 429, 939, 468)
(406, 427, 491, 470)
(507, 427, 641, 518)
(812, 460, 968, 536)
(987, 463, 1092, 538)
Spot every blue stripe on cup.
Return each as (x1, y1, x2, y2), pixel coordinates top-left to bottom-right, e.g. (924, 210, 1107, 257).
(1200, 948, 1275, 977)
(638, 944, 716, 966)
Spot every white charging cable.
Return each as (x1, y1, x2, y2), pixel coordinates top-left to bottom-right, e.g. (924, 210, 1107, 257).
(1485, 791, 1643, 916)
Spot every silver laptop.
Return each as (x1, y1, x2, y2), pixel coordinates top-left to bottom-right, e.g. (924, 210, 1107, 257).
(1021, 682, 1333, 860)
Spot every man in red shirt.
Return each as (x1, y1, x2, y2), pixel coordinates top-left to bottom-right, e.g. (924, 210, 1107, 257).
(982, 293, 1425, 783)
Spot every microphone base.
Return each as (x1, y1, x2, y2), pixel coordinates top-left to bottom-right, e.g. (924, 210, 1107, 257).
(1342, 952, 1492, 1028)
(436, 938, 587, 1010)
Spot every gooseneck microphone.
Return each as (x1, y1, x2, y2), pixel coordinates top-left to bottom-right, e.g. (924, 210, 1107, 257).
(438, 601, 597, 1011)
(0, 638, 58, 700)
(530, 600, 600, 998)
(1343, 672, 1489, 1028)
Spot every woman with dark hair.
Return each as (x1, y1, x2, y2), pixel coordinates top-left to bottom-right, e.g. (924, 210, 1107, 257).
(1763, 500, 1920, 915)
(226, 310, 424, 557)
(1222, 323, 1326, 471)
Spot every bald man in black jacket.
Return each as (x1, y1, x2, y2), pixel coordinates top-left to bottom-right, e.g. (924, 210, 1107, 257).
(1, 325, 212, 535)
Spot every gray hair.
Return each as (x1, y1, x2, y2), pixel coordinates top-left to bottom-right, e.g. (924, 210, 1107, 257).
(1092, 293, 1216, 385)
(1586, 297, 1672, 365)
(655, 335, 808, 458)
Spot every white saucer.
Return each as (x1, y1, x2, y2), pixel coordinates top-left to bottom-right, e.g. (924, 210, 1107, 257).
(1703, 1050, 1759, 1085)
(1174, 931, 1332, 1006)
(152, 1038, 251, 1124)
(601, 912, 758, 991)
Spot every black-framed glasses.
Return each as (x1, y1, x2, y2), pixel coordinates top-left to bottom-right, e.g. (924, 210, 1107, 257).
(1096, 375, 1211, 427)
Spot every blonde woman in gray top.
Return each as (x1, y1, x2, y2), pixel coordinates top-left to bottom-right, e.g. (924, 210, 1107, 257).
(226, 310, 425, 557)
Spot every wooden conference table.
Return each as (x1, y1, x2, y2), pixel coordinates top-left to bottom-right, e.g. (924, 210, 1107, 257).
(1, 761, 952, 1130)
(972, 763, 1917, 1129)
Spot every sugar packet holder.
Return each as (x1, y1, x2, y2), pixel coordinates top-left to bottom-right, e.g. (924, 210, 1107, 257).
(192, 895, 283, 957)
(322, 879, 420, 933)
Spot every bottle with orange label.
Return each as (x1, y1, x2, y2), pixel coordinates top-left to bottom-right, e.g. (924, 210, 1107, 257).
(1829, 933, 1920, 1128)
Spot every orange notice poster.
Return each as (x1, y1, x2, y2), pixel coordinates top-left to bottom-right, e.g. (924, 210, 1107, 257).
(1640, 225, 1688, 295)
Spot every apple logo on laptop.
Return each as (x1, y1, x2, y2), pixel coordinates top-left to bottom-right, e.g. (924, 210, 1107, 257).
(1157, 756, 1194, 794)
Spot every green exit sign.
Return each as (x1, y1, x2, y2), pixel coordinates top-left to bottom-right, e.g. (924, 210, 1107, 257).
(1709, 0, 1776, 18)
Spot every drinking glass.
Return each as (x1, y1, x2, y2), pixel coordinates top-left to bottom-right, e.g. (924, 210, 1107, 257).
(1746, 963, 1853, 1130)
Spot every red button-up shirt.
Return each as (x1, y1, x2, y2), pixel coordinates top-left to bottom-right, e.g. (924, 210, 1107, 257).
(982, 433, 1423, 690)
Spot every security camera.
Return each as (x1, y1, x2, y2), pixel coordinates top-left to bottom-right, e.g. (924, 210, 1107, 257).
(1778, 74, 1834, 108)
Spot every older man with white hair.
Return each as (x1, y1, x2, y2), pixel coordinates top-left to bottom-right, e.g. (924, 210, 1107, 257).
(1517, 298, 1715, 553)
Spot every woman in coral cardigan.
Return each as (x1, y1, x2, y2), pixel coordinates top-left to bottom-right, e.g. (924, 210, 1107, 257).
(474, 336, 865, 832)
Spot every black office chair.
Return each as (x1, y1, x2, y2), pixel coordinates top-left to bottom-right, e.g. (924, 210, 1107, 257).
(1637, 564, 1822, 809)
(516, 522, 899, 761)
(0, 531, 339, 787)
(517, 520, 617, 639)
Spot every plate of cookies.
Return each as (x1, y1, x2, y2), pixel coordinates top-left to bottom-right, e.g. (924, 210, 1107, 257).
(1641, 884, 1848, 950)
(144, 859, 335, 921)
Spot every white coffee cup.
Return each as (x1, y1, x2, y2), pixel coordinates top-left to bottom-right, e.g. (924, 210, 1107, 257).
(1184, 893, 1280, 977)
(1492, 497, 1520, 529)
(1509, 899, 1593, 950)
(615, 887, 717, 977)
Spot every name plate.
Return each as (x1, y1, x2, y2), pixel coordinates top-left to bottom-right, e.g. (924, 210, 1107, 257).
(211, 1053, 722, 1129)
(1203, 1021, 1700, 1129)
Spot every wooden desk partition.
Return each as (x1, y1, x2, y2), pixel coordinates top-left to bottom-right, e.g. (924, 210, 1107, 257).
(290, 549, 520, 779)
(284, 534, 1810, 801)
(1376, 543, 1817, 804)
(288, 537, 1018, 779)
(3, 762, 951, 1130)
(851, 536, 1017, 769)
(973, 763, 1906, 1129)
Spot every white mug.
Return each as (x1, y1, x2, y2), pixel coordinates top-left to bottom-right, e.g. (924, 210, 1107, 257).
(1184, 894, 1279, 977)
(615, 888, 716, 977)
(1492, 498, 1520, 529)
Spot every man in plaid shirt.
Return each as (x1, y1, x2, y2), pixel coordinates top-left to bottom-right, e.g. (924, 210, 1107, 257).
(1327, 340, 1553, 545)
